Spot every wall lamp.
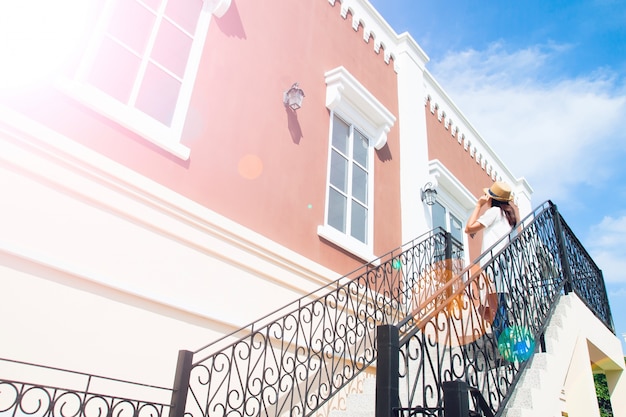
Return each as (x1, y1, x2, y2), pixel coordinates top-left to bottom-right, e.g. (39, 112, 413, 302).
(283, 82, 305, 110)
(421, 182, 438, 206)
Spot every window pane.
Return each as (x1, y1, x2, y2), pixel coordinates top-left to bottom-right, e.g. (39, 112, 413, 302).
(353, 129, 369, 168)
(165, 0, 203, 34)
(108, 0, 155, 56)
(152, 18, 193, 78)
(450, 214, 463, 243)
(332, 115, 349, 155)
(136, 62, 181, 126)
(330, 150, 348, 193)
(352, 164, 367, 204)
(328, 188, 347, 233)
(351, 201, 368, 243)
(432, 201, 446, 232)
(87, 37, 141, 103)
(142, 0, 164, 12)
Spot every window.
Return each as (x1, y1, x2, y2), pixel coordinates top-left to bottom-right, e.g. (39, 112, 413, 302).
(432, 201, 464, 261)
(433, 201, 463, 243)
(63, 0, 232, 160)
(318, 67, 396, 262)
(327, 114, 371, 244)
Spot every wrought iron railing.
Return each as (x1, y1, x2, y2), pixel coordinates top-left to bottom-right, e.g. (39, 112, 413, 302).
(379, 201, 613, 417)
(557, 211, 613, 330)
(0, 357, 172, 417)
(175, 229, 464, 417)
(0, 201, 613, 417)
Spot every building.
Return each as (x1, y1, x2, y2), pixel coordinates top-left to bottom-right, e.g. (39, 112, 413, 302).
(0, 1, 623, 416)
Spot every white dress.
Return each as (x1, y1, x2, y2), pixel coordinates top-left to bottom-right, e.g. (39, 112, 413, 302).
(478, 206, 512, 292)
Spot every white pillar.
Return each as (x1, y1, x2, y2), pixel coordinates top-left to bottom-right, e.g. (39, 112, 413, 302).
(563, 336, 601, 417)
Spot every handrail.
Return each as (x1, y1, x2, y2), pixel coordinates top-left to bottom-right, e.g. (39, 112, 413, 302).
(556, 208, 614, 331)
(389, 200, 613, 416)
(179, 228, 464, 417)
(191, 228, 460, 359)
(397, 201, 552, 332)
(0, 357, 173, 417)
(469, 386, 495, 417)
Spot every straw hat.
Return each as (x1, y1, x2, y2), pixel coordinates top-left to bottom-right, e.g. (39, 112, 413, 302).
(484, 181, 513, 202)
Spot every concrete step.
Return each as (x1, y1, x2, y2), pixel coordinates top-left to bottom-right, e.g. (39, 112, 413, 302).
(329, 376, 376, 417)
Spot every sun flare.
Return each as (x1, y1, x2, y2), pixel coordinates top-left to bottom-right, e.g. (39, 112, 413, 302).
(0, 0, 91, 90)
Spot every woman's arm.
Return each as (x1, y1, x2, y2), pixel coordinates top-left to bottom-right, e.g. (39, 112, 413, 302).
(465, 194, 491, 234)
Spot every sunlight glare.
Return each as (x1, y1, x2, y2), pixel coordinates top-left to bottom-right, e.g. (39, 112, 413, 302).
(0, 0, 90, 90)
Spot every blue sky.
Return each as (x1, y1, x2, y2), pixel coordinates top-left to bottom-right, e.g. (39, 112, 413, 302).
(369, 0, 626, 352)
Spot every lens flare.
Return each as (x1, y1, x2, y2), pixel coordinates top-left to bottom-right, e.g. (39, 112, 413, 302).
(392, 259, 402, 270)
(497, 325, 535, 362)
(0, 0, 90, 89)
(238, 154, 263, 180)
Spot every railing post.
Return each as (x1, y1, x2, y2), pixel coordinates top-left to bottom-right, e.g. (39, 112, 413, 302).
(376, 325, 399, 417)
(442, 380, 469, 417)
(444, 232, 453, 300)
(169, 350, 194, 417)
(444, 231, 453, 260)
(551, 203, 573, 294)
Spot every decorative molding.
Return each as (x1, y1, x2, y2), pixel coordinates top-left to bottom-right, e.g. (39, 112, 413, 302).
(205, 0, 232, 17)
(327, 0, 400, 71)
(0, 106, 339, 305)
(425, 95, 513, 187)
(325, 66, 396, 150)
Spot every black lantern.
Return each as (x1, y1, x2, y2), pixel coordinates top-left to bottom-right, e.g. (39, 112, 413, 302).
(283, 82, 305, 110)
(421, 182, 438, 205)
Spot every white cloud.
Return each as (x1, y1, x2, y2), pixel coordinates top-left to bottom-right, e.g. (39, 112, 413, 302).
(608, 286, 626, 297)
(587, 216, 626, 283)
(428, 42, 626, 284)
(428, 42, 626, 206)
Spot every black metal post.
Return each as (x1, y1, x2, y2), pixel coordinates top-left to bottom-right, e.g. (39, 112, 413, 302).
(441, 231, 455, 302)
(551, 204, 573, 294)
(376, 325, 399, 417)
(444, 232, 452, 260)
(442, 380, 469, 417)
(169, 350, 194, 417)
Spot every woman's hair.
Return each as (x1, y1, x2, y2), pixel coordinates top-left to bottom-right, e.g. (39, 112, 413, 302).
(491, 199, 517, 227)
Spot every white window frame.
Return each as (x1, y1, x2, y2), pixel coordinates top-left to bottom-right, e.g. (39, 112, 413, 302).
(318, 67, 395, 262)
(59, 0, 232, 161)
(427, 160, 478, 266)
(432, 198, 464, 244)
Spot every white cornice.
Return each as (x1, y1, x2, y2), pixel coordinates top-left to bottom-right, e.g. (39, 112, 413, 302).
(328, 0, 420, 73)
(395, 32, 429, 71)
(0, 105, 339, 295)
(423, 69, 530, 195)
(325, 66, 396, 150)
(428, 159, 476, 210)
(204, 0, 232, 17)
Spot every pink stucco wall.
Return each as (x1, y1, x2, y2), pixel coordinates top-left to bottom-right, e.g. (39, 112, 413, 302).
(6, 0, 402, 274)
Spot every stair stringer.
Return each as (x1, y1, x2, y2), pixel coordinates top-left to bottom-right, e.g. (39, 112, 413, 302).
(503, 292, 625, 417)
(327, 369, 376, 417)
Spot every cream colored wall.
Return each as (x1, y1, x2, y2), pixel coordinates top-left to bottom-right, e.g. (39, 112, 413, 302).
(563, 294, 626, 417)
(564, 337, 603, 417)
(0, 107, 341, 385)
(396, 34, 431, 242)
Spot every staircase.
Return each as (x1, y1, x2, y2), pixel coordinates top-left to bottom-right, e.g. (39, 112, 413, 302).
(0, 201, 619, 417)
(329, 376, 376, 417)
(502, 295, 576, 417)
(327, 292, 617, 417)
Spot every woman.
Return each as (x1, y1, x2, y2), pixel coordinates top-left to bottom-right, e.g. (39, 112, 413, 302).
(465, 181, 518, 340)
(465, 181, 517, 253)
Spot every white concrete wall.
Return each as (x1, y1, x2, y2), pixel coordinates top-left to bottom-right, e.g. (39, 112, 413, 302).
(0, 106, 341, 386)
(395, 33, 432, 242)
(503, 293, 625, 417)
(563, 295, 626, 417)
